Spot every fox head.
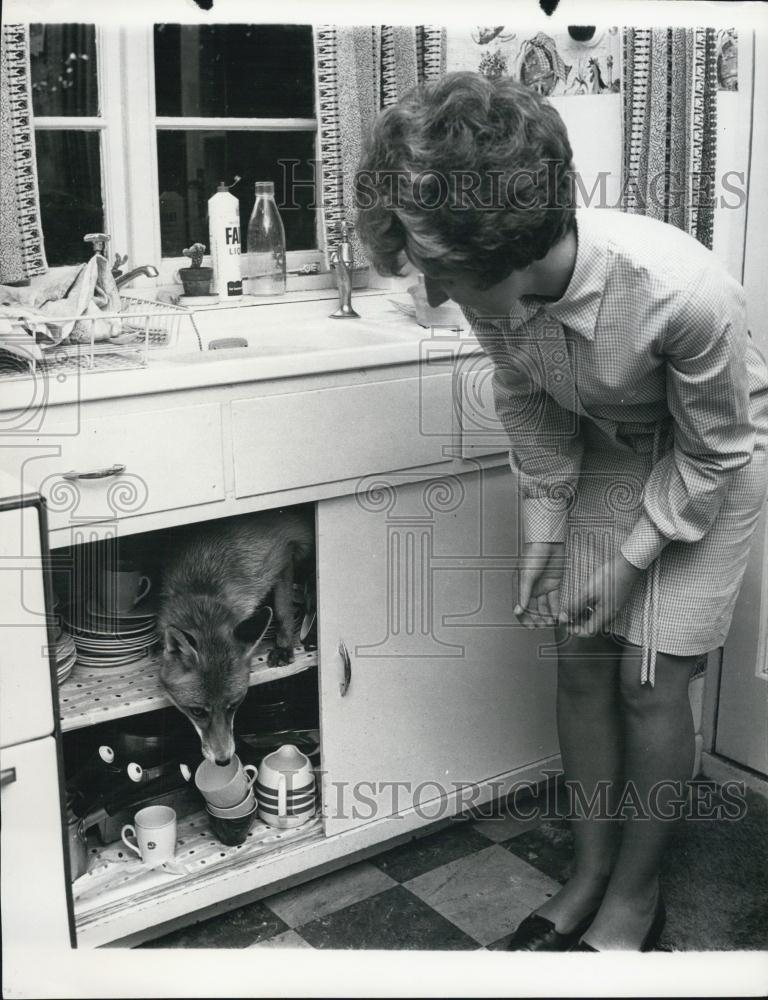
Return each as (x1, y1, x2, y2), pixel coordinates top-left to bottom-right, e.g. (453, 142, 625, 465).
(159, 602, 273, 765)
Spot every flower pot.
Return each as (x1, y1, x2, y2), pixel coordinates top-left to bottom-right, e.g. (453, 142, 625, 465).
(178, 266, 213, 297)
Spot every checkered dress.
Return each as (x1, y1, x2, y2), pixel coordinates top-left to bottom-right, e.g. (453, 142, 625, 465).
(464, 208, 768, 686)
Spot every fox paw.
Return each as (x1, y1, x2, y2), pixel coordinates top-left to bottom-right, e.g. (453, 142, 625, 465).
(268, 645, 294, 667)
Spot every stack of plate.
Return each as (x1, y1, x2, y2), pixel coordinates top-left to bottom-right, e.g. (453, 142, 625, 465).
(65, 600, 160, 668)
(54, 629, 77, 684)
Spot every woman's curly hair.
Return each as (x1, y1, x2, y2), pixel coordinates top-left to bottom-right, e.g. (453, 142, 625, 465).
(355, 72, 576, 288)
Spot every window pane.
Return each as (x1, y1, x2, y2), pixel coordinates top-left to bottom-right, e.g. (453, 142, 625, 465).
(30, 24, 98, 117)
(154, 25, 314, 118)
(35, 131, 104, 266)
(157, 130, 316, 257)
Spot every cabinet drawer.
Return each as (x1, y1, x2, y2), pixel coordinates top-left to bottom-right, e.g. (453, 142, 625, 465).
(0, 503, 55, 748)
(1, 736, 72, 964)
(16, 403, 225, 530)
(456, 365, 510, 458)
(231, 375, 453, 498)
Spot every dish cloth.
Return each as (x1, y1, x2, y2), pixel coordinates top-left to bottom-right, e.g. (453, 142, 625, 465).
(0, 254, 122, 362)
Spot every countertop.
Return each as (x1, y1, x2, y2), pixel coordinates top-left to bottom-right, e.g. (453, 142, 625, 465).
(0, 291, 480, 410)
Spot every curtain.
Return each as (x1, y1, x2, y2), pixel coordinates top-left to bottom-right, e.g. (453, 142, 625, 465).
(0, 24, 47, 283)
(621, 27, 718, 249)
(313, 25, 446, 268)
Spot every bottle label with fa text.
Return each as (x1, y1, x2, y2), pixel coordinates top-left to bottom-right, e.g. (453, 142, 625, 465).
(209, 188, 243, 297)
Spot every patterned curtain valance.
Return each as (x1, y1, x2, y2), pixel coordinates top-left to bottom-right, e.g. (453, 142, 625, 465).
(0, 23, 48, 283)
(621, 27, 718, 249)
(313, 25, 446, 268)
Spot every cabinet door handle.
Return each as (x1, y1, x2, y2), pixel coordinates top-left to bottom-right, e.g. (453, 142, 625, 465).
(1, 767, 17, 789)
(62, 463, 126, 481)
(338, 640, 352, 697)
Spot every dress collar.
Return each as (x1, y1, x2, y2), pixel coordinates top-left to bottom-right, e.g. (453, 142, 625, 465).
(501, 208, 609, 340)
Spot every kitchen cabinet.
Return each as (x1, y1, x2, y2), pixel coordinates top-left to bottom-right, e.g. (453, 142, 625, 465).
(0, 735, 74, 967)
(317, 465, 558, 835)
(0, 500, 56, 748)
(0, 494, 76, 985)
(231, 373, 454, 497)
(0, 336, 560, 968)
(19, 402, 226, 532)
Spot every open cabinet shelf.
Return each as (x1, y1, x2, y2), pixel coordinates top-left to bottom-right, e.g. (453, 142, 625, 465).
(58, 643, 318, 732)
(74, 808, 324, 945)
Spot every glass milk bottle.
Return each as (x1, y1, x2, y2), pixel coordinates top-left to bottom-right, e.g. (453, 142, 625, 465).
(244, 181, 286, 295)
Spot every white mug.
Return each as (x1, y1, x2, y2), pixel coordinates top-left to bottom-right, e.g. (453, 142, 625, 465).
(121, 805, 177, 863)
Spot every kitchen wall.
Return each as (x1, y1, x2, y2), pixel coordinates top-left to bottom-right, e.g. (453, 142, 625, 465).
(444, 27, 752, 285)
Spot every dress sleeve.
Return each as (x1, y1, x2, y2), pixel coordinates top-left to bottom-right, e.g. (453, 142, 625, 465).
(619, 268, 756, 570)
(491, 358, 584, 545)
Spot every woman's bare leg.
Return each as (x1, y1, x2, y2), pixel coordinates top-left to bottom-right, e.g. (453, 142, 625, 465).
(579, 643, 696, 949)
(533, 628, 624, 932)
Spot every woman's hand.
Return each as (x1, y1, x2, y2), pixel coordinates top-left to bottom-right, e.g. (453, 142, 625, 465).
(514, 542, 566, 628)
(560, 551, 644, 637)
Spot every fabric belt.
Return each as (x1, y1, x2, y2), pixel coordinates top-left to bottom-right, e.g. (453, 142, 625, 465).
(639, 420, 673, 686)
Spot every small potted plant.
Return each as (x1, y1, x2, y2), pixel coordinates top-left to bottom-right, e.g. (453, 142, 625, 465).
(179, 243, 214, 297)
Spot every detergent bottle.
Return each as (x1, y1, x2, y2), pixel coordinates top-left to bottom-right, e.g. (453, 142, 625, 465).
(208, 178, 243, 298)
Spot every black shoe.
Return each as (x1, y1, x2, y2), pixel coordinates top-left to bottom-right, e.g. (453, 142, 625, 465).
(506, 907, 600, 952)
(571, 892, 666, 952)
(640, 892, 666, 952)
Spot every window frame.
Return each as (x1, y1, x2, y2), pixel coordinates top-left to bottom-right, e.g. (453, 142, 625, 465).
(31, 24, 130, 271)
(32, 23, 323, 287)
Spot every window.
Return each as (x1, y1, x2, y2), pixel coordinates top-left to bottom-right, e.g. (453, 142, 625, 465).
(30, 24, 105, 266)
(154, 25, 317, 258)
(30, 23, 319, 279)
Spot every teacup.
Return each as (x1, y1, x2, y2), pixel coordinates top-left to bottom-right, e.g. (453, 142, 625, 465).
(195, 755, 257, 809)
(206, 803, 258, 847)
(206, 789, 258, 818)
(121, 805, 176, 863)
(97, 560, 152, 613)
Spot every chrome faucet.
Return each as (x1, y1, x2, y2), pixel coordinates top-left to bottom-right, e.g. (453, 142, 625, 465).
(113, 264, 160, 289)
(329, 220, 360, 319)
(83, 233, 158, 288)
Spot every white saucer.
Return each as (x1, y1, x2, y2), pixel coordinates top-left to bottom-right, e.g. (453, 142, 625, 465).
(87, 598, 157, 622)
(74, 619, 157, 639)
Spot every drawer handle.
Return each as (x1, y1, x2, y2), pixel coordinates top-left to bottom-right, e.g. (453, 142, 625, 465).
(62, 463, 126, 481)
(1, 767, 17, 789)
(339, 640, 352, 697)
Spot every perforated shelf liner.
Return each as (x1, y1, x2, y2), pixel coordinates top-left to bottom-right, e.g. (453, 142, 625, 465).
(58, 643, 318, 732)
(74, 809, 323, 931)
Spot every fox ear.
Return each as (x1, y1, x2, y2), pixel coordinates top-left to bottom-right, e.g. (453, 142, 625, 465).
(233, 605, 273, 652)
(164, 625, 199, 663)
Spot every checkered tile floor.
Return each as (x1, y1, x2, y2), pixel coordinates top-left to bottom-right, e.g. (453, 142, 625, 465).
(139, 781, 768, 951)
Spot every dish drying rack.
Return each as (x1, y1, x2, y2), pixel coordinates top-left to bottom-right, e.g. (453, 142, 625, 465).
(0, 295, 202, 379)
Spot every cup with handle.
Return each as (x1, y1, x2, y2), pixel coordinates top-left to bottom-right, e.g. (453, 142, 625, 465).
(195, 755, 258, 808)
(121, 805, 177, 863)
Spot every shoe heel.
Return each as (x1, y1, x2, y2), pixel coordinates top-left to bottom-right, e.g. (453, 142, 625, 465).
(640, 893, 666, 952)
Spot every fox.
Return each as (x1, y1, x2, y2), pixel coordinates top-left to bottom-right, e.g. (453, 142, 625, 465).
(157, 509, 314, 766)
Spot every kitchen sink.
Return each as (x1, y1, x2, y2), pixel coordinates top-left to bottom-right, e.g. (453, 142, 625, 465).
(188, 293, 429, 355)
